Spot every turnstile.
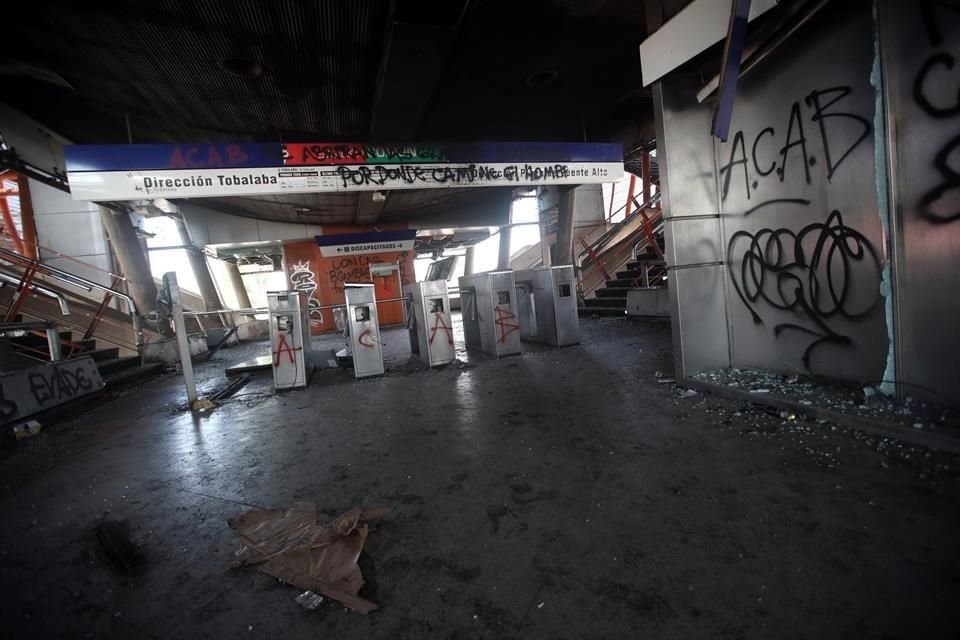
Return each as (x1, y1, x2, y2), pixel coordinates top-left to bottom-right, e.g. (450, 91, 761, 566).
(405, 280, 455, 367)
(513, 266, 580, 346)
(458, 270, 521, 357)
(267, 290, 312, 390)
(344, 283, 385, 378)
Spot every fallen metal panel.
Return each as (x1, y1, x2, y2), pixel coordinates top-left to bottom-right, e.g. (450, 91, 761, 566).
(639, 0, 779, 86)
(0, 356, 105, 424)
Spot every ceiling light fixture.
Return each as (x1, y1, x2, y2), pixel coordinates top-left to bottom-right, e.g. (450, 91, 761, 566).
(218, 57, 265, 79)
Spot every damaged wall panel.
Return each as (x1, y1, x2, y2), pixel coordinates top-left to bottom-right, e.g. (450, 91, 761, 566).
(656, 0, 892, 384)
(879, 0, 960, 404)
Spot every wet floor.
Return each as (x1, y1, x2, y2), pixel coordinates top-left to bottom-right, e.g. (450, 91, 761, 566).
(0, 317, 958, 638)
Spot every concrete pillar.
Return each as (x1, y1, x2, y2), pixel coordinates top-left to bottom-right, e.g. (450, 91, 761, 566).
(554, 187, 576, 266)
(98, 206, 158, 315)
(174, 217, 223, 312)
(497, 225, 512, 270)
(225, 261, 252, 308)
(464, 246, 476, 275)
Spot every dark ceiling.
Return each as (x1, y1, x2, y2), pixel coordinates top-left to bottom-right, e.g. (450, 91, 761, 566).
(0, 0, 655, 226)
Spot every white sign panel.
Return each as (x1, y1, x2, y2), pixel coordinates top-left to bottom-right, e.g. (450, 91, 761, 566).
(66, 162, 624, 201)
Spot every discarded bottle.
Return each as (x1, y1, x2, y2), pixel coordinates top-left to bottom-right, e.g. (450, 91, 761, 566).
(12, 420, 42, 440)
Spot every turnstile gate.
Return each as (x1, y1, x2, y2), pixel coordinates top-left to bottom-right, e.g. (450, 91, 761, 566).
(405, 279, 456, 367)
(458, 270, 521, 357)
(268, 290, 312, 390)
(343, 283, 385, 378)
(513, 265, 580, 347)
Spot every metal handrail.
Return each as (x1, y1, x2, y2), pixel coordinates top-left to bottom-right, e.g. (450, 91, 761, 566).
(0, 247, 143, 347)
(581, 190, 662, 263)
(0, 271, 71, 315)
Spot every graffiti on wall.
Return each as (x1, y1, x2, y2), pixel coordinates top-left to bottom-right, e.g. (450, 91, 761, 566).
(289, 260, 324, 326)
(328, 255, 384, 294)
(719, 87, 871, 201)
(728, 205, 882, 367)
(0, 358, 104, 424)
(913, 0, 960, 223)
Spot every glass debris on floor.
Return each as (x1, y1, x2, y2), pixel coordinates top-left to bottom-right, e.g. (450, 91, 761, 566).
(690, 368, 958, 434)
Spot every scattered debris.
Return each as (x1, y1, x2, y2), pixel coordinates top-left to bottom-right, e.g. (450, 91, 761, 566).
(294, 590, 325, 610)
(227, 502, 392, 613)
(678, 389, 699, 398)
(12, 419, 42, 440)
(191, 397, 215, 412)
(210, 374, 251, 401)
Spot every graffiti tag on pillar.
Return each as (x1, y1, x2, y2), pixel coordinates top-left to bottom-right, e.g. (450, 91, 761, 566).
(429, 312, 454, 346)
(727, 206, 881, 368)
(912, 0, 960, 223)
(718, 86, 871, 201)
(289, 261, 324, 325)
(493, 306, 520, 344)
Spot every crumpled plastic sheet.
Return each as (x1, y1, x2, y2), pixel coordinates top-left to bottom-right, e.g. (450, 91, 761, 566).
(227, 503, 391, 613)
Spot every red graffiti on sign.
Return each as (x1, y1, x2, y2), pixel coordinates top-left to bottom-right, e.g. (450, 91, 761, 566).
(429, 312, 453, 346)
(273, 334, 301, 367)
(493, 306, 519, 344)
(358, 329, 376, 349)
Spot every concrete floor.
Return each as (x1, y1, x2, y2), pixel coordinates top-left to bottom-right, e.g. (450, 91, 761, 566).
(1, 317, 958, 639)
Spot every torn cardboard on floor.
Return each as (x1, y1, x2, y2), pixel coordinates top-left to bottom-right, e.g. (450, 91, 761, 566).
(227, 502, 391, 613)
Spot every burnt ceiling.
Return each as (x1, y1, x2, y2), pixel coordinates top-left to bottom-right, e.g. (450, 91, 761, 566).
(0, 0, 654, 226)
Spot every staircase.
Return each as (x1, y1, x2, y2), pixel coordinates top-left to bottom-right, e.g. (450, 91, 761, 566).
(0, 249, 168, 405)
(577, 194, 666, 316)
(582, 252, 665, 314)
(5, 328, 165, 392)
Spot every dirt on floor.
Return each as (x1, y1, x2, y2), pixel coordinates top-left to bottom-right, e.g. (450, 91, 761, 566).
(0, 316, 958, 639)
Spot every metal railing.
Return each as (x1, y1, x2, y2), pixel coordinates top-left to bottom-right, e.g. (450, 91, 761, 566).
(0, 247, 144, 351)
(575, 192, 664, 300)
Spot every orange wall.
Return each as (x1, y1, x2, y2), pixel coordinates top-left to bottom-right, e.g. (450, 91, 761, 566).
(282, 226, 415, 334)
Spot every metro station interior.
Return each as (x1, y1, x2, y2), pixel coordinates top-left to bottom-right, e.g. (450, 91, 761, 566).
(1, 0, 958, 637)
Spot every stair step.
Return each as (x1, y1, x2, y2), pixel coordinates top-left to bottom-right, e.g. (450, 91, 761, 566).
(78, 346, 120, 362)
(584, 297, 627, 309)
(595, 288, 629, 299)
(604, 278, 638, 288)
(578, 306, 626, 317)
(103, 363, 165, 392)
(95, 356, 141, 376)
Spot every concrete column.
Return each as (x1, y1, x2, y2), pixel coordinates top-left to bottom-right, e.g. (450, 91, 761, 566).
(553, 187, 576, 266)
(174, 217, 223, 312)
(464, 246, 476, 275)
(497, 225, 512, 270)
(98, 206, 158, 315)
(225, 261, 252, 308)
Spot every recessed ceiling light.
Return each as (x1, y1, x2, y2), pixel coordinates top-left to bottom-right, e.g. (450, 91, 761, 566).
(218, 57, 264, 79)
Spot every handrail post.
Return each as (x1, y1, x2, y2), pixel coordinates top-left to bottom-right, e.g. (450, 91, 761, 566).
(4, 264, 37, 322)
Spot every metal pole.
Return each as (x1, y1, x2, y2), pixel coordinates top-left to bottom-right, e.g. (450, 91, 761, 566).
(45, 326, 62, 361)
(164, 272, 197, 405)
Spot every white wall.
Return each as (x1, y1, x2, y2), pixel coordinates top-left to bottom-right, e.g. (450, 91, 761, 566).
(0, 103, 113, 300)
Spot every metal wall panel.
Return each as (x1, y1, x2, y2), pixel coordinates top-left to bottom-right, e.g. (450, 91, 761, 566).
(655, 77, 730, 377)
(880, 0, 960, 404)
(716, 1, 888, 380)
